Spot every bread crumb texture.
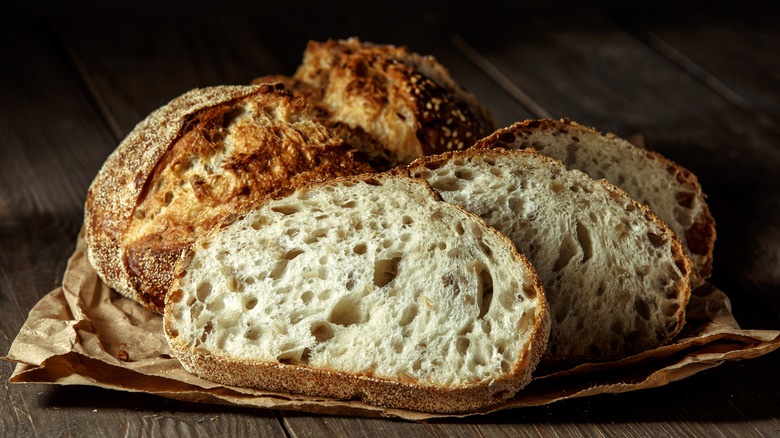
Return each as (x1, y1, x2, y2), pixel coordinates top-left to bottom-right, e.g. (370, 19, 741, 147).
(164, 175, 548, 411)
(409, 148, 691, 361)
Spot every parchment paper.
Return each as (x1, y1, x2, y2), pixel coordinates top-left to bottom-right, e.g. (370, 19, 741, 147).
(5, 229, 780, 421)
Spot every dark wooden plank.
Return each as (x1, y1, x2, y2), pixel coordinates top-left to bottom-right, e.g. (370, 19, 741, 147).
(0, 18, 287, 437)
(612, 5, 780, 129)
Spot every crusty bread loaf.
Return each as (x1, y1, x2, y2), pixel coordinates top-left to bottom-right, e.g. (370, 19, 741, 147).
(474, 119, 715, 286)
(85, 83, 374, 313)
(163, 173, 549, 413)
(253, 38, 496, 170)
(406, 148, 692, 363)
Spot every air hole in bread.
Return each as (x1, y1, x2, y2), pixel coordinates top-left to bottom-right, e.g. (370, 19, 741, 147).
(196, 282, 212, 302)
(431, 177, 462, 192)
(402, 215, 413, 226)
(553, 234, 578, 272)
(454, 169, 474, 180)
(329, 295, 366, 326)
(277, 348, 306, 365)
(226, 276, 242, 292)
(473, 264, 494, 319)
(634, 297, 651, 320)
(550, 181, 565, 194)
(373, 256, 402, 287)
(456, 337, 470, 355)
(200, 322, 212, 343)
(341, 200, 357, 208)
(271, 205, 300, 215)
(647, 232, 667, 248)
(308, 321, 334, 344)
(318, 289, 332, 301)
(269, 259, 291, 280)
(353, 243, 367, 255)
(163, 191, 174, 206)
(244, 297, 258, 310)
(455, 222, 465, 235)
(576, 221, 593, 263)
(508, 197, 524, 212)
(398, 303, 418, 327)
(301, 290, 314, 304)
(215, 250, 230, 264)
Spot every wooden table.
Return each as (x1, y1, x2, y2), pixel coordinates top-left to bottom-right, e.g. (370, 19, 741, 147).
(2, 3, 779, 436)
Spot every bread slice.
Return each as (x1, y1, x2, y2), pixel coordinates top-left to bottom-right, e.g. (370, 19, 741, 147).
(85, 83, 374, 313)
(163, 173, 549, 413)
(253, 37, 496, 170)
(474, 119, 715, 286)
(406, 148, 692, 363)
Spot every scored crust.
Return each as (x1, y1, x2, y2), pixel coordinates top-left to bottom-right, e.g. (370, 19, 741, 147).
(85, 83, 374, 313)
(253, 37, 496, 170)
(474, 119, 715, 287)
(163, 173, 550, 413)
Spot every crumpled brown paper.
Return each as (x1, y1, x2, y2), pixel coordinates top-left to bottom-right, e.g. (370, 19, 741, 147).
(5, 229, 780, 421)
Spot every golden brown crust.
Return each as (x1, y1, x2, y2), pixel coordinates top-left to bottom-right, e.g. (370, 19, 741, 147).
(85, 84, 374, 313)
(163, 172, 550, 414)
(253, 38, 496, 170)
(474, 118, 715, 286)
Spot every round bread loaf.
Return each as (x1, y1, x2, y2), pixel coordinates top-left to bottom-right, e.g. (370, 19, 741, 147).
(85, 83, 374, 313)
(253, 37, 496, 170)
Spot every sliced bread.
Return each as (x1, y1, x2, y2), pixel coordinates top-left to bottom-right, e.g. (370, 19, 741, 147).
(474, 119, 715, 286)
(163, 173, 549, 413)
(406, 148, 692, 363)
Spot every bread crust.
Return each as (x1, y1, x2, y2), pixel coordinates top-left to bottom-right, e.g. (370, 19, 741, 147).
(405, 147, 692, 364)
(254, 38, 496, 170)
(85, 84, 373, 313)
(163, 172, 550, 414)
(474, 118, 715, 286)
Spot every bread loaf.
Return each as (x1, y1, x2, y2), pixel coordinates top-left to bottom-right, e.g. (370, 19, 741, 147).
(406, 148, 692, 362)
(164, 173, 549, 413)
(475, 119, 715, 286)
(85, 83, 373, 313)
(253, 38, 496, 170)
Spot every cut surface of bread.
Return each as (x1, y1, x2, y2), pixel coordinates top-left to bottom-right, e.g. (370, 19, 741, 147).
(254, 37, 496, 169)
(407, 148, 692, 363)
(475, 119, 715, 286)
(85, 83, 374, 313)
(164, 174, 549, 413)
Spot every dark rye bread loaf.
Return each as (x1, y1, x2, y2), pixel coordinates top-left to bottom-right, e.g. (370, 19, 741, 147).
(253, 37, 496, 170)
(164, 173, 549, 413)
(474, 119, 715, 287)
(85, 83, 374, 313)
(406, 148, 692, 363)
